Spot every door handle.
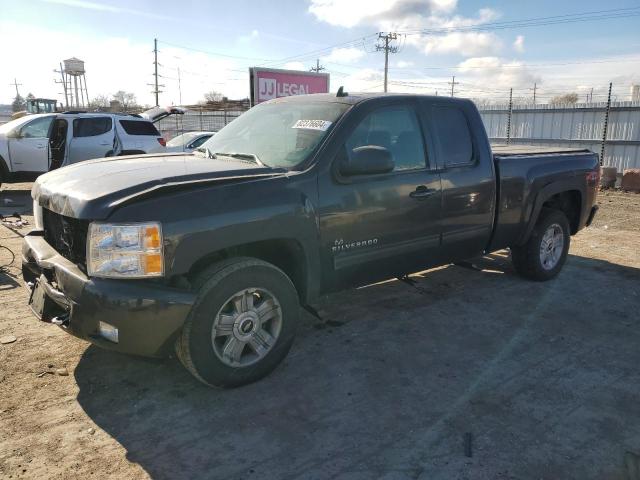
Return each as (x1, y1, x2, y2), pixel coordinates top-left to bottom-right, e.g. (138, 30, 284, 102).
(99, 142, 111, 146)
(410, 185, 436, 199)
(36, 144, 46, 149)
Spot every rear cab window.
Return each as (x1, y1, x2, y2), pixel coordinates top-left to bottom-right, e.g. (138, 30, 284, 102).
(73, 117, 112, 137)
(432, 106, 474, 167)
(119, 120, 161, 136)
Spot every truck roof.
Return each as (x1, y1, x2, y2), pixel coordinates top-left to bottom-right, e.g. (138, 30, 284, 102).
(268, 92, 472, 107)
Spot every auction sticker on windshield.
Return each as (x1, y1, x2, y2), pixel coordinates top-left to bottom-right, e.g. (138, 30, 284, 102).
(292, 120, 332, 131)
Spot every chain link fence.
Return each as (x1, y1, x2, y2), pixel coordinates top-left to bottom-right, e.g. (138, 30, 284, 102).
(155, 108, 248, 140)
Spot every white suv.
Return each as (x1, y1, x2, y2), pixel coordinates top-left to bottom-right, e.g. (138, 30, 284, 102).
(0, 111, 168, 186)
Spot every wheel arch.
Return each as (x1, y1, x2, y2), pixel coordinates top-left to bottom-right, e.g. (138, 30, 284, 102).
(183, 238, 314, 304)
(519, 181, 584, 244)
(0, 154, 10, 183)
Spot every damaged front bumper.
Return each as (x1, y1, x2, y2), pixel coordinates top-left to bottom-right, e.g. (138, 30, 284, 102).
(22, 231, 196, 357)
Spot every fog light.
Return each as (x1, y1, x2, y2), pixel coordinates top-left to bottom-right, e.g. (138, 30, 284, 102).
(98, 321, 119, 343)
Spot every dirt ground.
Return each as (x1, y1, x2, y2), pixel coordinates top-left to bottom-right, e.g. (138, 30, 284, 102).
(0, 184, 639, 480)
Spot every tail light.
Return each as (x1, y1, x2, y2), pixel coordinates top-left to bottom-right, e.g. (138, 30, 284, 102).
(586, 166, 600, 187)
(157, 137, 166, 147)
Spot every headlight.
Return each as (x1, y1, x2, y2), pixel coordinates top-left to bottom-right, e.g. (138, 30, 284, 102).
(87, 222, 163, 278)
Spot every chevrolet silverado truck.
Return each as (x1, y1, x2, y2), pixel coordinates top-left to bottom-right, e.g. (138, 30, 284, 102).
(22, 92, 600, 387)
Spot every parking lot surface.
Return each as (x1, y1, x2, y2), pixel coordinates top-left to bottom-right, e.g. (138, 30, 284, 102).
(1, 185, 639, 480)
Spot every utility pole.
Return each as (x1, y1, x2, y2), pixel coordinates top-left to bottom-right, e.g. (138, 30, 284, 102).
(9, 78, 22, 98)
(310, 59, 325, 73)
(54, 63, 69, 108)
(448, 76, 459, 97)
(376, 32, 398, 92)
(149, 38, 164, 107)
(530, 82, 537, 104)
(589, 88, 594, 103)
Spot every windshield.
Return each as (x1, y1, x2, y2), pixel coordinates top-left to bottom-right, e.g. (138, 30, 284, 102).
(0, 114, 50, 134)
(199, 101, 350, 169)
(167, 132, 201, 147)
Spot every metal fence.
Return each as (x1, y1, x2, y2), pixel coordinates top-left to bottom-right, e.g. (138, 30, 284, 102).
(156, 109, 247, 140)
(479, 101, 640, 171)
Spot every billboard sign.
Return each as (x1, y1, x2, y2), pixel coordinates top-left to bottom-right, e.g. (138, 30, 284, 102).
(250, 67, 330, 105)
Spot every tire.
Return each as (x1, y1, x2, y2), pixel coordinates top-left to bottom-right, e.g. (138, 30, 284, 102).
(511, 208, 571, 281)
(176, 257, 299, 387)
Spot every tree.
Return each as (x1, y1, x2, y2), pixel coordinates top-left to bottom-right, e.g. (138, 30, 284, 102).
(112, 91, 137, 111)
(26, 92, 35, 101)
(550, 93, 579, 105)
(11, 93, 24, 112)
(88, 94, 111, 110)
(203, 90, 224, 103)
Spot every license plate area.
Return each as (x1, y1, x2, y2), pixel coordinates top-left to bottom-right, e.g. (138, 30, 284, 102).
(28, 278, 68, 323)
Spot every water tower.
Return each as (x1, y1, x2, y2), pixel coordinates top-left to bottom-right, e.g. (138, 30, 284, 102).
(60, 57, 89, 108)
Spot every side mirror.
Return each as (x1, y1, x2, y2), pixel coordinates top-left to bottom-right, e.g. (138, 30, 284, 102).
(6, 129, 20, 139)
(340, 145, 394, 176)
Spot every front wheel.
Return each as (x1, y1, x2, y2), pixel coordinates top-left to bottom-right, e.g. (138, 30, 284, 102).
(511, 208, 571, 281)
(176, 257, 299, 387)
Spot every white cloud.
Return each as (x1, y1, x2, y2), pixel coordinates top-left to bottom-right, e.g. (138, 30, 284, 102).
(513, 35, 524, 53)
(0, 21, 251, 106)
(422, 32, 501, 56)
(40, 0, 175, 21)
(308, 0, 457, 28)
(457, 56, 538, 89)
(396, 60, 414, 68)
(239, 29, 259, 43)
(340, 68, 384, 91)
(283, 62, 307, 71)
(322, 47, 365, 64)
(309, 0, 501, 58)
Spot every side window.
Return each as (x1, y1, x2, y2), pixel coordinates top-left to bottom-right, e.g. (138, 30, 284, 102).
(20, 116, 53, 138)
(73, 117, 112, 138)
(345, 105, 427, 171)
(433, 106, 473, 167)
(189, 135, 211, 149)
(119, 120, 161, 136)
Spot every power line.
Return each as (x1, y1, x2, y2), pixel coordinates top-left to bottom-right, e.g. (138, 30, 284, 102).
(398, 6, 640, 35)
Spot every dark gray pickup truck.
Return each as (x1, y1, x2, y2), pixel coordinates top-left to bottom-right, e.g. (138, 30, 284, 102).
(22, 92, 600, 387)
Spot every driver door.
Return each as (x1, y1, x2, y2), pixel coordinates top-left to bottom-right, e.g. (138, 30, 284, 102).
(7, 116, 53, 172)
(318, 101, 443, 290)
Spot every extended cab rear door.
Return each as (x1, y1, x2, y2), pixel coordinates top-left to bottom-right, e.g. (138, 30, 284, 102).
(318, 98, 443, 290)
(422, 100, 495, 259)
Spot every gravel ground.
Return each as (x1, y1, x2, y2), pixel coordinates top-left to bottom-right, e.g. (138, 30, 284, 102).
(0, 184, 639, 480)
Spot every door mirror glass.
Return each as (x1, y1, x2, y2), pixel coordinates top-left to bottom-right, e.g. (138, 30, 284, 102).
(340, 145, 395, 176)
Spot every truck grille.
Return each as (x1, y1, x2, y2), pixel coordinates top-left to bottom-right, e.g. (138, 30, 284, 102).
(43, 209, 89, 266)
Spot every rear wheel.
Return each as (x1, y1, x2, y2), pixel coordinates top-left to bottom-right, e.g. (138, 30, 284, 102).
(176, 257, 299, 387)
(511, 208, 570, 281)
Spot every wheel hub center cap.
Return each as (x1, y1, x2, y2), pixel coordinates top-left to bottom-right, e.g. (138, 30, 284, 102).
(233, 311, 260, 340)
(240, 319, 254, 334)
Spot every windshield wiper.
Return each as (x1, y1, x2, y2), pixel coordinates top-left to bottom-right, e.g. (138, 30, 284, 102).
(194, 147, 217, 159)
(214, 152, 267, 167)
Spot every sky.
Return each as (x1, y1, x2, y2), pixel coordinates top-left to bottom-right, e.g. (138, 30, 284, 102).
(0, 0, 639, 107)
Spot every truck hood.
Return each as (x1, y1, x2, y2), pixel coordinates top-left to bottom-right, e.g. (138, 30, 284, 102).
(33, 153, 286, 219)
